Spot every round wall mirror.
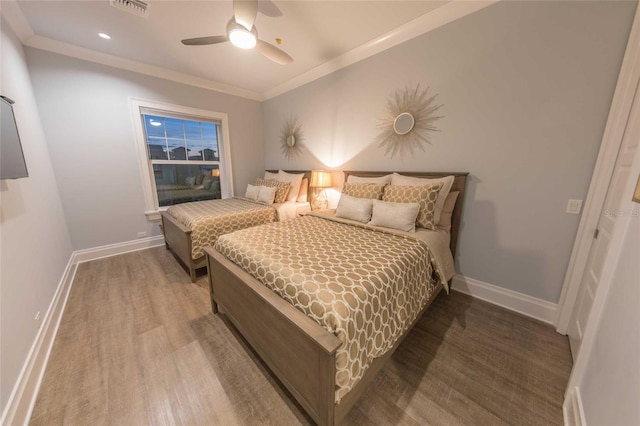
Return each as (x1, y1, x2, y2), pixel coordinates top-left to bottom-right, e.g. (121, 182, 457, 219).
(286, 134, 296, 147)
(393, 112, 415, 135)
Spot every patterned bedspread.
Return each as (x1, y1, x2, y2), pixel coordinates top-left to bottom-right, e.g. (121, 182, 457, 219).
(214, 214, 446, 403)
(166, 198, 277, 259)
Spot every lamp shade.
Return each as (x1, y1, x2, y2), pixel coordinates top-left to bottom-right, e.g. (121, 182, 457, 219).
(310, 170, 332, 188)
(211, 169, 220, 177)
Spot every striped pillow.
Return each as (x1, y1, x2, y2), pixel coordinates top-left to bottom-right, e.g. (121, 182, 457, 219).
(256, 178, 291, 203)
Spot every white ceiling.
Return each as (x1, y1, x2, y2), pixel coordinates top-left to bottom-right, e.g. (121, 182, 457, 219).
(10, 0, 494, 99)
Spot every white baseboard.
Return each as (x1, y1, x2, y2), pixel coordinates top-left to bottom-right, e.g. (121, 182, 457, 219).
(0, 257, 78, 426)
(451, 274, 558, 324)
(1, 235, 166, 425)
(563, 386, 586, 426)
(73, 235, 165, 264)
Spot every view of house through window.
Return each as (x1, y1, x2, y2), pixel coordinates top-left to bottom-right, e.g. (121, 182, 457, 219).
(142, 112, 223, 206)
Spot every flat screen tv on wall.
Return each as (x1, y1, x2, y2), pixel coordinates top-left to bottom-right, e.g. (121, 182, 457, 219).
(1, 95, 29, 180)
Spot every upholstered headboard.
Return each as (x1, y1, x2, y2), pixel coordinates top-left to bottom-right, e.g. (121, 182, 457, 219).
(343, 171, 468, 259)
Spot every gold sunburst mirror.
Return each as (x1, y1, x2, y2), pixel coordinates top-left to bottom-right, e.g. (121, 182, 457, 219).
(280, 116, 304, 160)
(376, 84, 443, 159)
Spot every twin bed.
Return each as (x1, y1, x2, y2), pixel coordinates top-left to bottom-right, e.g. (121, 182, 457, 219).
(161, 170, 311, 281)
(203, 171, 468, 425)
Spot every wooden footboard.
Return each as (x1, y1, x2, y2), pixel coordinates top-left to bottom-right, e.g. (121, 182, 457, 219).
(161, 211, 206, 282)
(205, 246, 443, 425)
(206, 247, 342, 425)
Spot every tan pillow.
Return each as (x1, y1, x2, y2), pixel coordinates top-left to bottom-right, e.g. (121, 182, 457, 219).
(342, 182, 385, 200)
(438, 191, 459, 231)
(297, 178, 308, 203)
(382, 183, 443, 230)
(369, 200, 420, 232)
(256, 178, 290, 203)
(390, 173, 454, 225)
(346, 174, 392, 185)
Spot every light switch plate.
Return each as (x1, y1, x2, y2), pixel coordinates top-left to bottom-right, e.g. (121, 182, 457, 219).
(566, 199, 583, 214)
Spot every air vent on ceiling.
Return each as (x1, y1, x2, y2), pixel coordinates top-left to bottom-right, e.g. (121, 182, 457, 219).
(110, 0, 149, 18)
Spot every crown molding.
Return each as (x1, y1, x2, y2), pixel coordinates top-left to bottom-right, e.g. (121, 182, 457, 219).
(3, 0, 497, 102)
(2, 0, 261, 100)
(0, 0, 35, 42)
(261, 0, 499, 100)
(24, 35, 263, 101)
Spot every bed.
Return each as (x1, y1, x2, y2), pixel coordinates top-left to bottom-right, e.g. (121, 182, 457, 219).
(204, 171, 467, 425)
(161, 170, 311, 282)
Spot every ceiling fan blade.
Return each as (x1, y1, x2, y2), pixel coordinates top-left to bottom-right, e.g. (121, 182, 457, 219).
(258, 0, 282, 17)
(181, 35, 228, 46)
(256, 39, 293, 65)
(233, 0, 258, 30)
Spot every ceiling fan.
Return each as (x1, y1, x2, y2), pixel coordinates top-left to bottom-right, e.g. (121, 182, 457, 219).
(181, 0, 293, 65)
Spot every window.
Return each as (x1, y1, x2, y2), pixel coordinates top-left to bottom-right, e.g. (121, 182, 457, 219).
(130, 99, 234, 219)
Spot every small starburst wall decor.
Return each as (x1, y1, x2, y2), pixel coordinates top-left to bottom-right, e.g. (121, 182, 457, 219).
(376, 84, 443, 159)
(280, 116, 304, 160)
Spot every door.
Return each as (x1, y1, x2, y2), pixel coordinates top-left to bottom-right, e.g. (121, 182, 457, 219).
(567, 82, 640, 358)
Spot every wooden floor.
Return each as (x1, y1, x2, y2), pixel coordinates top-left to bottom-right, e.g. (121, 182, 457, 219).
(30, 247, 572, 425)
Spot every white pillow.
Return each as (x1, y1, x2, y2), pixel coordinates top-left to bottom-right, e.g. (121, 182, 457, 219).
(390, 173, 455, 225)
(245, 184, 260, 200)
(257, 185, 276, 205)
(278, 170, 305, 202)
(347, 174, 392, 185)
(368, 199, 420, 232)
(335, 194, 373, 223)
(264, 170, 279, 180)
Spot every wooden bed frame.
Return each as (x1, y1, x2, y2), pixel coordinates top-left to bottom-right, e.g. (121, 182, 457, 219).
(161, 170, 311, 282)
(205, 171, 468, 425)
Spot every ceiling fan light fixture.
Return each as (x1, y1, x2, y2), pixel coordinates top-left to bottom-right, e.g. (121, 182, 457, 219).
(229, 28, 256, 49)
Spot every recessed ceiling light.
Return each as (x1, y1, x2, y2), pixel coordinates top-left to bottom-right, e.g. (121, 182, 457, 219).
(149, 119, 162, 127)
(98, 33, 111, 40)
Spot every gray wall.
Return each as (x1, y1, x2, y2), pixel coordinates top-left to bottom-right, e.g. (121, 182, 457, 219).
(1, 20, 73, 411)
(25, 48, 264, 250)
(262, 0, 636, 303)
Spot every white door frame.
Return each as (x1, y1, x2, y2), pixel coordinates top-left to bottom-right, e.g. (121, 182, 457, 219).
(556, 6, 640, 333)
(563, 90, 640, 425)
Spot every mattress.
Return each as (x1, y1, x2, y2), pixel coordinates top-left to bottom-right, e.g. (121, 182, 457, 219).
(214, 213, 450, 402)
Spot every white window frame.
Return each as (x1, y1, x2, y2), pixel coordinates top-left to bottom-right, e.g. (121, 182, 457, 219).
(129, 98, 234, 220)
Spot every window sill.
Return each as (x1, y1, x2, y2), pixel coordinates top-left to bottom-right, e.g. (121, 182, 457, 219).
(145, 210, 164, 221)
